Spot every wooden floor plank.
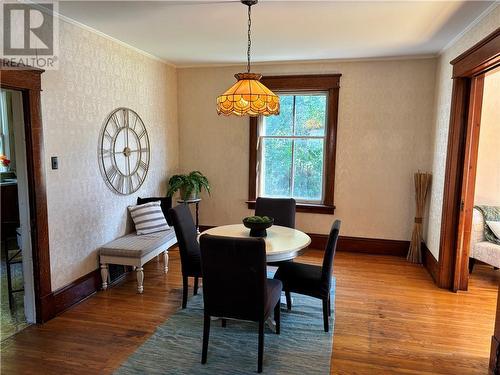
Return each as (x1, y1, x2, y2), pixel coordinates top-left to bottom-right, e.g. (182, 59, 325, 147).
(1, 249, 498, 374)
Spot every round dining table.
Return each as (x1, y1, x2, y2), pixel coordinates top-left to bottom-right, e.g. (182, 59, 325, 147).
(200, 224, 311, 263)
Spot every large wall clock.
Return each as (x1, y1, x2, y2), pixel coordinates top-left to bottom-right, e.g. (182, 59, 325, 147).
(98, 108, 150, 195)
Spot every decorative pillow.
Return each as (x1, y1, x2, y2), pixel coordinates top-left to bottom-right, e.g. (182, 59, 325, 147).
(486, 221, 500, 241)
(129, 201, 170, 235)
(137, 196, 173, 225)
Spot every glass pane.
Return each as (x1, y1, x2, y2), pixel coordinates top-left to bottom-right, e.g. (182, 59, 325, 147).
(262, 95, 294, 136)
(294, 94, 327, 136)
(292, 139, 324, 201)
(261, 138, 292, 197)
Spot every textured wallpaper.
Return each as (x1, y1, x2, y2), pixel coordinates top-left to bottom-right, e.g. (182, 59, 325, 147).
(41, 20, 179, 290)
(178, 58, 436, 240)
(425, 5, 500, 260)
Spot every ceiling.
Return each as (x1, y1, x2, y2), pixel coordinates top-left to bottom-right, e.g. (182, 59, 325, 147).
(56, 1, 496, 67)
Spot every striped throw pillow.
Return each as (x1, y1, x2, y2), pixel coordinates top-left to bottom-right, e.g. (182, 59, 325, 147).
(128, 201, 170, 235)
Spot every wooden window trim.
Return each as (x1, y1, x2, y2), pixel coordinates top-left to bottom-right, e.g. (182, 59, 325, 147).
(248, 74, 341, 214)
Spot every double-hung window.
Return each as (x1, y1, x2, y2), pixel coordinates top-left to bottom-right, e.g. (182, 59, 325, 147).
(248, 75, 341, 214)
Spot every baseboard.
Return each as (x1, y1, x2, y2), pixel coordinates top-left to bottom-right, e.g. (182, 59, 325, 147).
(52, 269, 101, 317)
(339, 236, 409, 256)
(422, 243, 439, 283)
(200, 225, 409, 257)
(40, 267, 129, 322)
(311, 234, 409, 256)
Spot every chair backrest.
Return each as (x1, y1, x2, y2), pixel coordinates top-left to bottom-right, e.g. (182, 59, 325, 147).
(321, 220, 341, 290)
(168, 204, 200, 274)
(199, 234, 267, 321)
(255, 197, 296, 228)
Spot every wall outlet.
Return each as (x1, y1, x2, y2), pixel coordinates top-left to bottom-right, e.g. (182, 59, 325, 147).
(51, 156, 58, 170)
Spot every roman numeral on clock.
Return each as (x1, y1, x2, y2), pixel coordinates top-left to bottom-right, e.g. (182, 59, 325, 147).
(138, 160, 148, 172)
(106, 166, 118, 182)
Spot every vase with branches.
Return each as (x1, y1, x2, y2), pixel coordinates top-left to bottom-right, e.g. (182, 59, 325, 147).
(167, 171, 211, 201)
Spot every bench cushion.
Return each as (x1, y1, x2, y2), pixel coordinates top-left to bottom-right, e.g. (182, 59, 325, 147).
(100, 229, 176, 258)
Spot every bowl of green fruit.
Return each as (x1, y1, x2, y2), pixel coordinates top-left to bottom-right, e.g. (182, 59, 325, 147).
(242, 216, 274, 237)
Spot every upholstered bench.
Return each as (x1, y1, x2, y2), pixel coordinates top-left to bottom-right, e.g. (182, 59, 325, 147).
(99, 228, 177, 293)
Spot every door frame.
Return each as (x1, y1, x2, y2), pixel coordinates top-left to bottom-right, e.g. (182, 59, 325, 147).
(437, 27, 500, 291)
(1, 61, 53, 322)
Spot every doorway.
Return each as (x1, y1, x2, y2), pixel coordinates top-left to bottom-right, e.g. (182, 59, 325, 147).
(0, 89, 36, 339)
(1, 62, 52, 324)
(452, 65, 500, 292)
(466, 68, 500, 280)
(436, 28, 500, 292)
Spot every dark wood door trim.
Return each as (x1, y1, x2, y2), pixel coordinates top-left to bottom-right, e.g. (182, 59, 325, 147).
(437, 28, 500, 290)
(453, 74, 485, 291)
(451, 27, 500, 78)
(1, 62, 52, 322)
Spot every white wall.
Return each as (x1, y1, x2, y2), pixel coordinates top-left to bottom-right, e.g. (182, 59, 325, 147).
(41, 20, 179, 290)
(178, 58, 436, 240)
(425, 5, 500, 260)
(475, 70, 500, 206)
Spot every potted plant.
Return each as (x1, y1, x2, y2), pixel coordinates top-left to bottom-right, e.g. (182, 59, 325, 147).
(167, 171, 211, 201)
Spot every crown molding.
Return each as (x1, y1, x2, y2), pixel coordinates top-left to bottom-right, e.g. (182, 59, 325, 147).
(439, 2, 499, 54)
(27, 1, 176, 68)
(177, 54, 438, 69)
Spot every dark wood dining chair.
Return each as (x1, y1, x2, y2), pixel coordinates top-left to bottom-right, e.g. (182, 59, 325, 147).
(199, 234, 282, 373)
(255, 197, 296, 228)
(274, 220, 341, 332)
(168, 204, 202, 308)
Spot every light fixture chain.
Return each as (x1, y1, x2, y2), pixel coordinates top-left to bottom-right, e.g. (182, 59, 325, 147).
(247, 4, 251, 73)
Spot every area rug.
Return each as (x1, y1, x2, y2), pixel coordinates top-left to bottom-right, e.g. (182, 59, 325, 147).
(1, 244, 28, 341)
(115, 282, 335, 375)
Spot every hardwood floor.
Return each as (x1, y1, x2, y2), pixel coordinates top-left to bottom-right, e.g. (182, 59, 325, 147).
(1, 249, 498, 374)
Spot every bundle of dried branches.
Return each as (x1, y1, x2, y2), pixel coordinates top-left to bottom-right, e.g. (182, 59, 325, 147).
(407, 171, 432, 264)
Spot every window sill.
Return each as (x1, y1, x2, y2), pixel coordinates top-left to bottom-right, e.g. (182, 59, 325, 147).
(246, 201, 335, 215)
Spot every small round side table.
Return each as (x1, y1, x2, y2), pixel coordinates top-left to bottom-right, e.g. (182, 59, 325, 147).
(177, 198, 201, 233)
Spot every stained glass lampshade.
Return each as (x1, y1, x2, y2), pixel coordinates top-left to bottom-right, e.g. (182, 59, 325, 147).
(217, 73, 280, 116)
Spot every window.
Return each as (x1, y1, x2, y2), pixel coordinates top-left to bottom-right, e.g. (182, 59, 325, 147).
(260, 93, 327, 202)
(248, 75, 341, 214)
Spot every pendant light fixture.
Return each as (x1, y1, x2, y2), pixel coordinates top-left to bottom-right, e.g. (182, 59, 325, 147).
(216, 0, 280, 117)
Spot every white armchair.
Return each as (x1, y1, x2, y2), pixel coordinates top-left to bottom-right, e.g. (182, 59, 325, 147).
(469, 208, 500, 272)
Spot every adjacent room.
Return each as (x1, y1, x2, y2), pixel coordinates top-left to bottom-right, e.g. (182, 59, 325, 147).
(1, 1, 499, 374)
(469, 68, 500, 283)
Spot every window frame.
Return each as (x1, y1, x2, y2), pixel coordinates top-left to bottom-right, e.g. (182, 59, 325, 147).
(248, 74, 341, 214)
(258, 91, 328, 204)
